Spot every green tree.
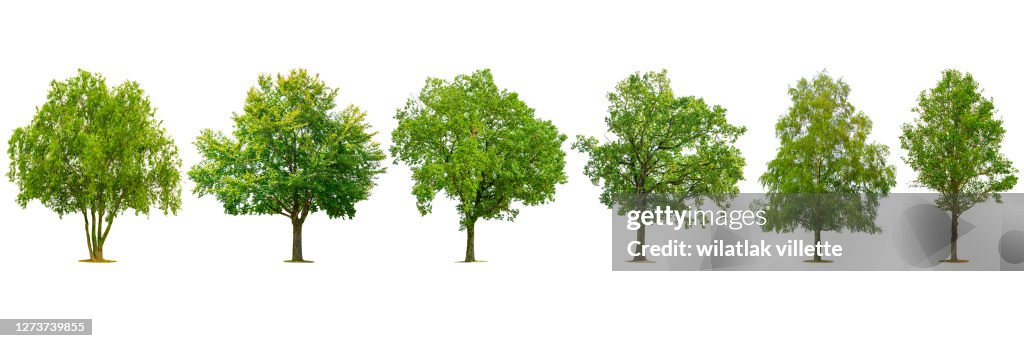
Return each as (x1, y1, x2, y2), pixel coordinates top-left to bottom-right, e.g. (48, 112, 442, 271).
(189, 69, 385, 263)
(7, 69, 182, 262)
(391, 69, 567, 262)
(573, 70, 746, 262)
(900, 69, 1018, 263)
(758, 71, 896, 262)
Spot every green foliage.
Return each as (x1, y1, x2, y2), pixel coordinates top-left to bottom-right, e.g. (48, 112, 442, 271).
(190, 69, 386, 222)
(900, 69, 1018, 213)
(758, 71, 896, 237)
(7, 69, 182, 261)
(573, 70, 746, 212)
(390, 68, 567, 234)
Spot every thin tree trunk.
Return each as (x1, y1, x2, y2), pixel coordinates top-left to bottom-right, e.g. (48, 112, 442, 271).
(96, 215, 114, 261)
(91, 209, 98, 259)
(291, 219, 304, 262)
(97, 211, 104, 257)
(83, 212, 94, 261)
(632, 224, 647, 262)
(949, 211, 960, 262)
(813, 229, 822, 262)
(465, 219, 476, 262)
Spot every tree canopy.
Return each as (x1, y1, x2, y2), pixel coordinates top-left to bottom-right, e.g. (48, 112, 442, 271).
(573, 69, 746, 209)
(8, 69, 182, 262)
(391, 69, 567, 262)
(189, 69, 386, 262)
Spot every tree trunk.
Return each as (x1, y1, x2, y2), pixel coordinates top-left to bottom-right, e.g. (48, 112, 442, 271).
(949, 211, 960, 262)
(812, 229, 822, 262)
(632, 224, 648, 262)
(83, 215, 95, 260)
(81, 212, 111, 262)
(465, 220, 476, 262)
(290, 219, 305, 262)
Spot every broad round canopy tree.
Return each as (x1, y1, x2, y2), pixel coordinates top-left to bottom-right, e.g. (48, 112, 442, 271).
(189, 69, 386, 263)
(391, 69, 568, 262)
(8, 69, 183, 262)
(573, 70, 747, 262)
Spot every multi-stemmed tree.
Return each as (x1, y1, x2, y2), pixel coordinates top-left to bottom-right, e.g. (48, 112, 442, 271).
(574, 70, 746, 262)
(758, 71, 896, 263)
(190, 69, 386, 263)
(8, 69, 183, 262)
(391, 69, 567, 262)
(900, 69, 1018, 263)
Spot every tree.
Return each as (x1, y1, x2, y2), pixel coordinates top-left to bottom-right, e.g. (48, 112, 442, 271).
(189, 69, 385, 263)
(7, 69, 182, 262)
(391, 69, 567, 262)
(900, 69, 1018, 263)
(758, 71, 896, 263)
(573, 70, 746, 262)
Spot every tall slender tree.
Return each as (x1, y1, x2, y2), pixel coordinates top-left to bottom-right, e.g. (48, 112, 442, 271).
(190, 69, 386, 263)
(900, 69, 1018, 263)
(573, 70, 746, 262)
(391, 69, 567, 262)
(8, 69, 182, 262)
(758, 71, 896, 263)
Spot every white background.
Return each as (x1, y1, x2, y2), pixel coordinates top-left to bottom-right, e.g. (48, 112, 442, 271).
(1, 0, 1022, 346)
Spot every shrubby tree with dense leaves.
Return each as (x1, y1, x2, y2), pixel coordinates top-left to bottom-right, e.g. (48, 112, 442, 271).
(8, 69, 182, 262)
